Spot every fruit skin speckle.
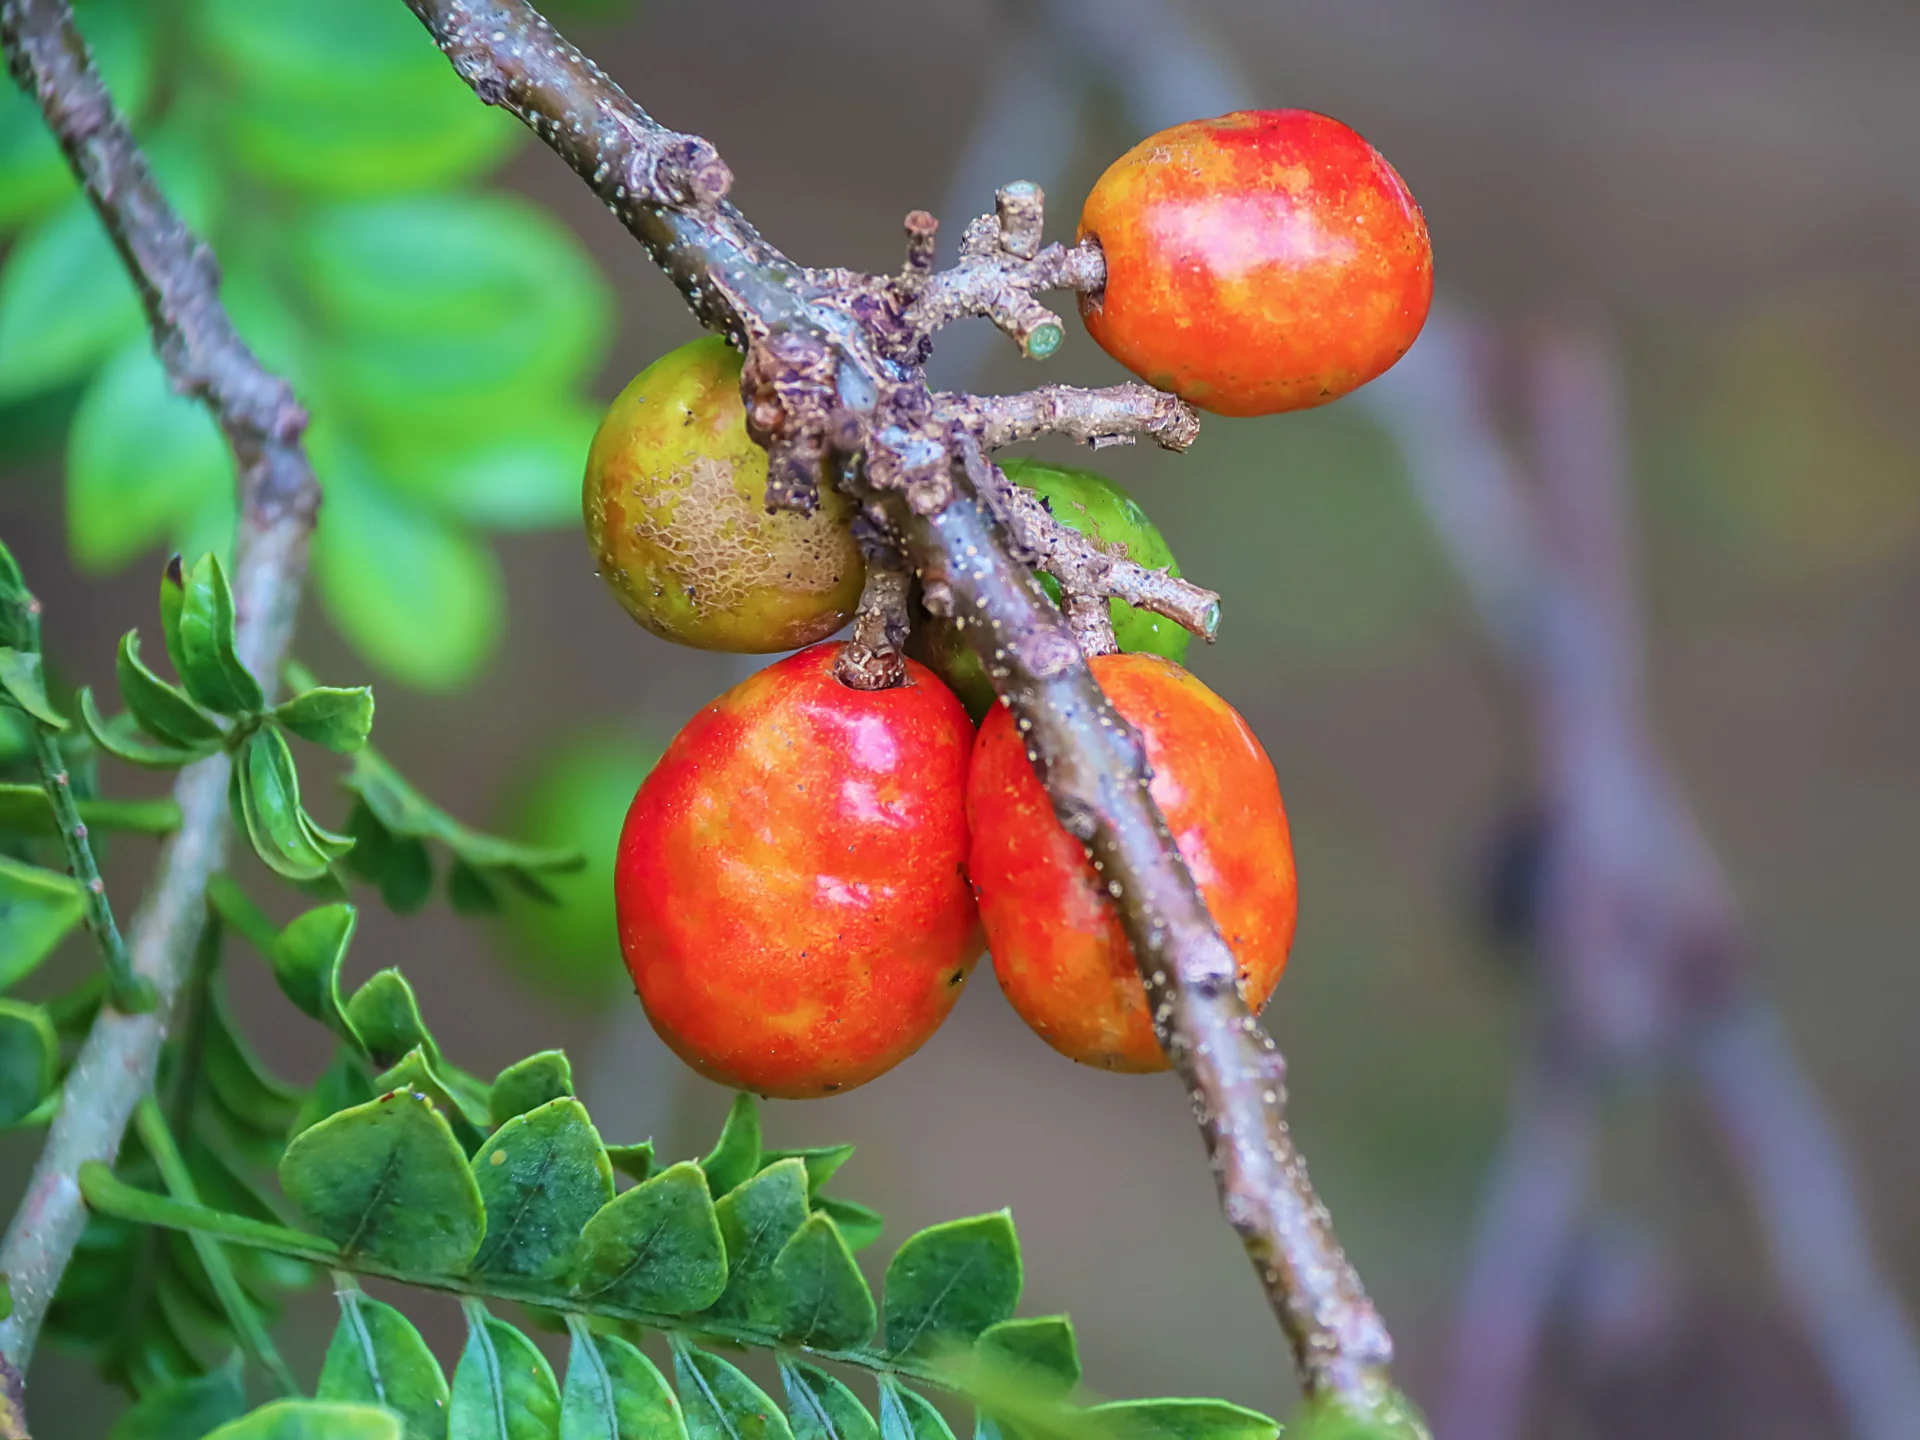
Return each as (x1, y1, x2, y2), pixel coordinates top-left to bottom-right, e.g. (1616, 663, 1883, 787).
(1079, 108, 1433, 417)
(583, 336, 865, 652)
(615, 643, 983, 1098)
(967, 652, 1298, 1073)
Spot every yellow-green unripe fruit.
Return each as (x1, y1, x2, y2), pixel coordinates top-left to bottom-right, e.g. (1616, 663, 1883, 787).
(909, 457, 1187, 720)
(584, 336, 865, 652)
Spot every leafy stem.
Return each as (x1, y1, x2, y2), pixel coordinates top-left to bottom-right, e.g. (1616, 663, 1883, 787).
(30, 727, 154, 1014)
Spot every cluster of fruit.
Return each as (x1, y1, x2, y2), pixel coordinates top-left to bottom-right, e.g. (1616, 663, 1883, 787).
(582, 110, 1431, 1098)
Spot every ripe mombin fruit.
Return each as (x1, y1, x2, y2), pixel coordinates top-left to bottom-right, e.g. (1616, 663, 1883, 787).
(583, 335, 865, 652)
(909, 457, 1186, 721)
(968, 653, 1297, 1072)
(1079, 109, 1433, 417)
(615, 643, 982, 1098)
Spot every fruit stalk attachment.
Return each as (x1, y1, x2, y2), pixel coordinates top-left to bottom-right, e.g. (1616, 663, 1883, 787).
(403, 0, 1400, 1407)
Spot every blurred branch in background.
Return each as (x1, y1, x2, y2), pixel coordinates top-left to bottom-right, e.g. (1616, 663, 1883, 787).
(1368, 314, 1920, 1440)
(959, 1, 1920, 1436)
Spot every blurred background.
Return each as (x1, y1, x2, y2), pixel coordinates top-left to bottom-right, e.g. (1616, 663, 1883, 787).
(4, 1, 1920, 1437)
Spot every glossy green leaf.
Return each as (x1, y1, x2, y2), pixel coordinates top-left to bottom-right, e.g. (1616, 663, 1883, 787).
(68, 343, 233, 574)
(235, 727, 341, 879)
(311, 438, 502, 691)
(759, 1211, 876, 1349)
(269, 902, 358, 1040)
(107, 1355, 247, 1440)
(559, 1320, 687, 1440)
(178, 555, 265, 715)
(471, 1097, 612, 1279)
(0, 197, 142, 400)
(0, 999, 58, 1127)
(883, 1213, 1022, 1360)
(571, 1161, 726, 1314)
(375, 1046, 489, 1153)
(293, 1046, 376, 1138)
(0, 647, 63, 727)
(0, 540, 29, 650)
(710, 1158, 809, 1321)
(294, 195, 609, 439)
(878, 1382, 956, 1440)
(673, 1342, 794, 1440)
(117, 631, 223, 747)
(275, 686, 375, 754)
(778, 1360, 878, 1440)
(0, 783, 179, 838)
(702, 1093, 761, 1198)
(449, 1302, 560, 1440)
(78, 687, 209, 768)
(605, 1144, 653, 1185)
(815, 1198, 883, 1253)
(345, 969, 439, 1069)
(490, 1051, 573, 1128)
(204, 1400, 403, 1440)
(763, 1145, 856, 1198)
(279, 1090, 485, 1272)
(976, 1318, 1079, 1397)
(374, 402, 599, 530)
(317, 1288, 450, 1440)
(0, 852, 85, 989)
(159, 553, 190, 677)
(1083, 1402, 1279, 1440)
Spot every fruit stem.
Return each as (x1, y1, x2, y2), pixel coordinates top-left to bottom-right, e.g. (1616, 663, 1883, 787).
(835, 561, 912, 691)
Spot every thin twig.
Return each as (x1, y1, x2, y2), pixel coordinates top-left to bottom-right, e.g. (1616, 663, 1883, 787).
(0, 0, 321, 1379)
(836, 558, 911, 691)
(404, 0, 1396, 1406)
(941, 382, 1200, 453)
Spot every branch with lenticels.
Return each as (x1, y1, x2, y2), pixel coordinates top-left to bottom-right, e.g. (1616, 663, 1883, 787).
(403, 0, 1402, 1413)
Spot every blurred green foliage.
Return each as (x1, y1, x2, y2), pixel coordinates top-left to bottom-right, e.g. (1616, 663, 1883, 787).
(495, 728, 663, 1006)
(0, 0, 616, 691)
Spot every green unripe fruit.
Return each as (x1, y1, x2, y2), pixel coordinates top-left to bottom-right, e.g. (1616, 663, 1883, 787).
(909, 457, 1186, 720)
(583, 336, 865, 652)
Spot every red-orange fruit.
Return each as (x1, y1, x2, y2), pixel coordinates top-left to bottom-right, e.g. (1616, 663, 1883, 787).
(1078, 109, 1433, 417)
(615, 643, 982, 1098)
(967, 653, 1297, 1072)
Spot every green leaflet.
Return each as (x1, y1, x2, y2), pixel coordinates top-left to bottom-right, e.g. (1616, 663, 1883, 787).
(559, 1319, 687, 1440)
(235, 725, 352, 880)
(710, 1158, 809, 1321)
(106, 1356, 247, 1440)
(0, 998, 58, 1127)
(976, 1318, 1080, 1397)
(1083, 1403, 1281, 1440)
(571, 1161, 726, 1315)
(176, 554, 265, 716)
(116, 630, 223, 747)
(275, 685, 376, 754)
(0, 646, 63, 728)
(883, 1213, 1023, 1360)
(673, 1340, 794, 1440)
(762, 1145, 856, 1197)
(816, 1198, 884, 1253)
(702, 1092, 762, 1198)
(759, 1213, 876, 1350)
(317, 1287, 450, 1440)
(605, 1144, 654, 1185)
(0, 852, 84, 990)
(79, 686, 208, 768)
(878, 1380, 956, 1440)
(278, 1090, 485, 1272)
(268, 903, 359, 1043)
(204, 1400, 403, 1439)
(490, 1051, 573, 1128)
(345, 969, 440, 1068)
(471, 1098, 613, 1279)
(201, 991, 304, 1139)
(449, 1301, 560, 1440)
(294, 1046, 378, 1139)
(377, 1046, 490, 1154)
(779, 1359, 878, 1440)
